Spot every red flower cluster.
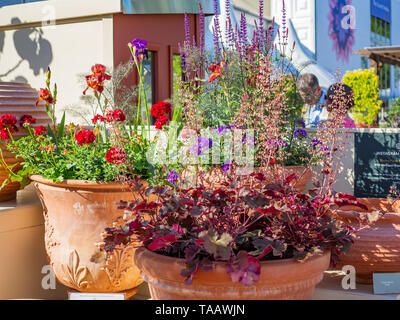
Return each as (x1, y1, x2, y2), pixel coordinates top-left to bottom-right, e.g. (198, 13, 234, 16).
(75, 129, 96, 146)
(83, 64, 112, 95)
(92, 114, 106, 124)
(151, 101, 171, 130)
(208, 62, 223, 83)
(105, 146, 126, 165)
(34, 125, 47, 136)
(92, 109, 126, 124)
(20, 115, 37, 127)
(36, 88, 54, 106)
(155, 115, 169, 130)
(106, 109, 126, 122)
(0, 114, 18, 140)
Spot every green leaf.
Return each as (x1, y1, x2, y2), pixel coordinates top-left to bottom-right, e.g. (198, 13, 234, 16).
(58, 111, 66, 138)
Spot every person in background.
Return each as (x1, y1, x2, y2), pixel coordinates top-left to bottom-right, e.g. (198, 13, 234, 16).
(324, 83, 356, 128)
(297, 73, 328, 128)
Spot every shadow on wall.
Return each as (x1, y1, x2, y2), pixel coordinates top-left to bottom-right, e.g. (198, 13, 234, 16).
(0, 17, 53, 83)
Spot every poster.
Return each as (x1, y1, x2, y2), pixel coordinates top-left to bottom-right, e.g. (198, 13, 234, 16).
(354, 132, 400, 198)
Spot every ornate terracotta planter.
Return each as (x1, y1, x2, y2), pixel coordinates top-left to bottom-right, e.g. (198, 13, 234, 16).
(182, 166, 311, 192)
(30, 175, 144, 296)
(336, 198, 400, 284)
(0, 82, 52, 201)
(134, 247, 330, 300)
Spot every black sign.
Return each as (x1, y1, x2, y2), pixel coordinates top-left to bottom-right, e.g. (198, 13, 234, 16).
(354, 132, 400, 198)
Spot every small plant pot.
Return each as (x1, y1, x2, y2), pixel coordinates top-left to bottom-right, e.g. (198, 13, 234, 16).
(134, 247, 330, 300)
(336, 198, 400, 284)
(30, 175, 145, 296)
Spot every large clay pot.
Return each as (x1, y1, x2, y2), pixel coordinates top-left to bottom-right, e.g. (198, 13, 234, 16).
(134, 247, 330, 300)
(30, 175, 145, 296)
(181, 166, 311, 192)
(0, 82, 52, 201)
(336, 198, 400, 284)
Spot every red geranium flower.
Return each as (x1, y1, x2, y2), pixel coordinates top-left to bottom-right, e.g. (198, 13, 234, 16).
(36, 88, 54, 106)
(105, 146, 126, 165)
(34, 125, 47, 136)
(20, 115, 37, 127)
(105, 109, 126, 122)
(0, 129, 10, 140)
(75, 129, 96, 146)
(151, 101, 172, 118)
(208, 62, 223, 83)
(92, 114, 106, 124)
(155, 115, 169, 130)
(0, 114, 18, 135)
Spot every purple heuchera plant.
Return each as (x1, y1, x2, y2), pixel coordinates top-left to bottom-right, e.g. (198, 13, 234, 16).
(92, 174, 372, 286)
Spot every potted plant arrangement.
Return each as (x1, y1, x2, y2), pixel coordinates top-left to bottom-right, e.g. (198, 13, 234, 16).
(160, 0, 316, 192)
(2, 40, 167, 296)
(91, 0, 371, 300)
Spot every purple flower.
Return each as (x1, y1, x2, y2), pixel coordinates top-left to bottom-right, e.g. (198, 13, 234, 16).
(199, 3, 205, 54)
(311, 139, 322, 147)
(266, 138, 287, 148)
(294, 129, 307, 138)
(221, 161, 231, 172)
(211, 125, 233, 135)
(167, 170, 179, 185)
(297, 120, 306, 129)
(130, 38, 148, 60)
(190, 137, 213, 156)
(242, 134, 255, 146)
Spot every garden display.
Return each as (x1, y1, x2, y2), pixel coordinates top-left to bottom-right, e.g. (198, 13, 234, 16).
(89, 0, 374, 300)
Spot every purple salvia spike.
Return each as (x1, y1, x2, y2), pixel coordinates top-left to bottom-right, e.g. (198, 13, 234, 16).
(199, 2, 205, 55)
(240, 12, 247, 53)
(178, 42, 187, 73)
(213, 0, 222, 59)
(192, 35, 197, 48)
(259, 0, 264, 45)
(184, 12, 191, 47)
(225, 0, 231, 41)
(212, 26, 221, 59)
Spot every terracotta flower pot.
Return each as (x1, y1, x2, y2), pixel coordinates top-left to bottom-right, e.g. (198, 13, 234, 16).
(134, 247, 330, 300)
(336, 198, 400, 284)
(181, 166, 311, 192)
(30, 175, 145, 296)
(0, 82, 52, 201)
(283, 166, 312, 192)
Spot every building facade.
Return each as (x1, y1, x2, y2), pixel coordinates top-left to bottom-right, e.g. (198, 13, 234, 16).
(271, 0, 400, 103)
(0, 0, 211, 123)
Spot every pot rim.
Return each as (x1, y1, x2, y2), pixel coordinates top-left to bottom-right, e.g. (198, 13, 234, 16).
(336, 209, 400, 221)
(136, 246, 330, 268)
(29, 174, 138, 190)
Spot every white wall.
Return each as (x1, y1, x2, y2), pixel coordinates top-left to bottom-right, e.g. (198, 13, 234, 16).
(0, 0, 118, 124)
(271, 0, 316, 57)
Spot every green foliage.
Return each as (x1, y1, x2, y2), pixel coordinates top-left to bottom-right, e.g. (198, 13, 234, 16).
(7, 126, 156, 184)
(343, 68, 382, 125)
(387, 98, 400, 128)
